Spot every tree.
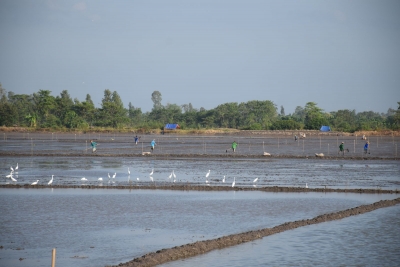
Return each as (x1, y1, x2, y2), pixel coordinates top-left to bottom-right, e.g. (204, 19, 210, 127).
(32, 90, 57, 127)
(151, 91, 162, 110)
(304, 102, 327, 130)
(280, 105, 285, 116)
(99, 89, 127, 128)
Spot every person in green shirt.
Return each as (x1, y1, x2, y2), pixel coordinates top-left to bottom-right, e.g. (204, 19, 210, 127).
(232, 141, 238, 152)
(339, 142, 344, 156)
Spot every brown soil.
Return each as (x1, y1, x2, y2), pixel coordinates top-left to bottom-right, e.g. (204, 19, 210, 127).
(1, 184, 399, 195)
(108, 197, 400, 267)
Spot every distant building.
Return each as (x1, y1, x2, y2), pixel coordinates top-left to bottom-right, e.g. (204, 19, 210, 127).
(164, 124, 180, 130)
(320, 126, 331, 132)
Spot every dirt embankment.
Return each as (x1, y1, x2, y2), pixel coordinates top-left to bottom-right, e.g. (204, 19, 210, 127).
(110, 197, 400, 267)
(1, 184, 399, 194)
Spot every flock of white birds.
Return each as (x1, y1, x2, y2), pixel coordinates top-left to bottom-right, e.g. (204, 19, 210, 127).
(4, 164, 266, 188)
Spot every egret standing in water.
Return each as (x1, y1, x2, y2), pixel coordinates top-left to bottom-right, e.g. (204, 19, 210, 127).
(81, 177, 88, 181)
(222, 176, 225, 183)
(205, 170, 210, 178)
(98, 177, 103, 181)
(172, 170, 176, 178)
(10, 166, 14, 173)
(150, 169, 154, 176)
(31, 180, 39, 185)
(128, 168, 130, 175)
(10, 175, 17, 182)
(232, 177, 236, 188)
(48, 175, 54, 185)
(15, 163, 18, 173)
(253, 177, 258, 183)
(305, 183, 308, 188)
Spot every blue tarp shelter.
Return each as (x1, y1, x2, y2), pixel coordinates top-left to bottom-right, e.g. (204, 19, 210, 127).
(165, 124, 180, 130)
(320, 126, 331, 132)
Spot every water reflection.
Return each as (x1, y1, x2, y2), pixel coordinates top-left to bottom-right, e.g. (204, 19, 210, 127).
(0, 189, 398, 267)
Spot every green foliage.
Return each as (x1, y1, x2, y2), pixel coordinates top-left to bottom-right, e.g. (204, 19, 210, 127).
(270, 119, 303, 130)
(0, 85, 397, 132)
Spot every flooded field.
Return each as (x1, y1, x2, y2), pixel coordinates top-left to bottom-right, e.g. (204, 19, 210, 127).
(1, 156, 399, 190)
(0, 132, 399, 266)
(0, 131, 398, 158)
(0, 189, 399, 267)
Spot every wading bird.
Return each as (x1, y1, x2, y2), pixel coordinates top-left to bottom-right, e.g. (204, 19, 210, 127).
(31, 180, 39, 185)
(205, 170, 210, 178)
(128, 168, 130, 175)
(98, 177, 103, 181)
(81, 177, 87, 181)
(150, 169, 154, 176)
(253, 177, 258, 183)
(48, 175, 54, 185)
(232, 177, 236, 188)
(222, 176, 225, 183)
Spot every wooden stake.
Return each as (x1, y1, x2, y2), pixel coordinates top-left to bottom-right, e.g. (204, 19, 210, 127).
(51, 248, 56, 267)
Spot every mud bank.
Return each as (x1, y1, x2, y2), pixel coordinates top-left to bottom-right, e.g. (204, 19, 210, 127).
(0, 152, 397, 161)
(1, 184, 399, 194)
(111, 198, 400, 267)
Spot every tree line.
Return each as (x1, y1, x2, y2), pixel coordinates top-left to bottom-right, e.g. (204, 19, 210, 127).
(0, 84, 399, 132)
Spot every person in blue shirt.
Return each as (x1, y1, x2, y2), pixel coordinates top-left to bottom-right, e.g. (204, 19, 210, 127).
(134, 136, 139, 145)
(364, 141, 369, 154)
(151, 139, 156, 151)
(90, 140, 97, 153)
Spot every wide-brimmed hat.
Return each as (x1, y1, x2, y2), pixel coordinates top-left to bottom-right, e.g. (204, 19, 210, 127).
(341, 142, 344, 143)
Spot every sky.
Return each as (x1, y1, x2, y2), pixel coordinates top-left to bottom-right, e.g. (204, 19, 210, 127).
(0, 0, 399, 114)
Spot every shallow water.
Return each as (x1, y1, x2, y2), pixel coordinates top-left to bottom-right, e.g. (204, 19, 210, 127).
(162, 204, 400, 267)
(1, 156, 399, 190)
(0, 132, 399, 158)
(0, 188, 398, 267)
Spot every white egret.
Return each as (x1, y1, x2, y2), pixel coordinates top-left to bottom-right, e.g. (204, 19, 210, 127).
(128, 168, 130, 175)
(205, 179, 209, 184)
(205, 170, 210, 178)
(48, 175, 54, 185)
(222, 176, 225, 183)
(232, 177, 236, 188)
(172, 170, 176, 178)
(81, 177, 88, 181)
(150, 176, 154, 182)
(150, 169, 154, 176)
(168, 172, 172, 179)
(108, 173, 111, 179)
(253, 177, 259, 183)
(15, 163, 18, 172)
(10, 166, 14, 173)
(6, 173, 12, 178)
(112, 173, 116, 179)
(31, 180, 39, 185)
(98, 177, 103, 181)
(305, 183, 308, 188)
(10, 175, 17, 182)
(137, 177, 140, 181)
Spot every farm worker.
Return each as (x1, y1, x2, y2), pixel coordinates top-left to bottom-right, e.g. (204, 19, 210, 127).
(294, 135, 298, 141)
(151, 139, 156, 151)
(364, 141, 369, 154)
(90, 140, 97, 153)
(339, 142, 344, 155)
(232, 141, 238, 152)
(134, 136, 139, 145)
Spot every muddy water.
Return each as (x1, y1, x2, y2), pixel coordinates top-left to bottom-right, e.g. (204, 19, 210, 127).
(160, 204, 400, 267)
(0, 188, 398, 267)
(0, 132, 399, 158)
(1, 156, 399, 190)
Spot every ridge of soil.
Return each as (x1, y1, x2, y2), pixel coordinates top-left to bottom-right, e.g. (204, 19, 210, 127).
(109, 197, 400, 267)
(1, 184, 399, 194)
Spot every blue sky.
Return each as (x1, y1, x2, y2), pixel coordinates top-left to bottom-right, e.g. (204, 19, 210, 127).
(1, 0, 399, 114)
